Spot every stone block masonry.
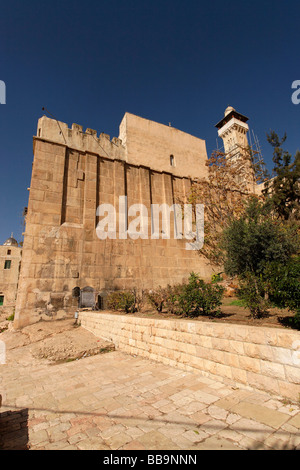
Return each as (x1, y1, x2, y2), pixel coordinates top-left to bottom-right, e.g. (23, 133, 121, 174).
(14, 113, 214, 328)
(79, 312, 300, 402)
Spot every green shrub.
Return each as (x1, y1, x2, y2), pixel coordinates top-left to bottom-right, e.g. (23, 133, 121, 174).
(222, 197, 299, 320)
(265, 257, 300, 327)
(145, 274, 224, 318)
(177, 272, 224, 317)
(106, 291, 136, 313)
(222, 198, 299, 279)
(236, 273, 270, 318)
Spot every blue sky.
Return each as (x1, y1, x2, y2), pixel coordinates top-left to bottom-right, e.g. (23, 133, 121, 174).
(1, 0, 300, 244)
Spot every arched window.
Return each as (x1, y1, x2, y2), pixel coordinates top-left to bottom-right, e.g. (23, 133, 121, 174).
(72, 287, 80, 298)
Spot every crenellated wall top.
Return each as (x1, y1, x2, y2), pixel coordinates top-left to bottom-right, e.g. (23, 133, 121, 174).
(36, 115, 126, 160)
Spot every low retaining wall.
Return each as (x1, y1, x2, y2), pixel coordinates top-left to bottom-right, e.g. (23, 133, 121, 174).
(79, 312, 300, 401)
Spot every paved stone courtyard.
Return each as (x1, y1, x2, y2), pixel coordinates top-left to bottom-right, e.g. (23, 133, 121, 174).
(0, 326, 300, 450)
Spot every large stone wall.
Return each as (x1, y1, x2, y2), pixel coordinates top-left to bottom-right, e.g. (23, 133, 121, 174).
(119, 112, 208, 178)
(79, 312, 300, 401)
(14, 115, 213, 328)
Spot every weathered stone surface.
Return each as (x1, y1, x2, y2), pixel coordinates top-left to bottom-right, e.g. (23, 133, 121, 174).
(1, 321, 299, 451)
(230, 402, 290, 429)
(80, 312, 300, 401)
(14, 113, 216, 329)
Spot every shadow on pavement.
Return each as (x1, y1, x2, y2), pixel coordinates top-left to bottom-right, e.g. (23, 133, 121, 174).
(0, 408, 29, 450)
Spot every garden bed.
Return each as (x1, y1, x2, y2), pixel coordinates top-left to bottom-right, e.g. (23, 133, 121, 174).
(99, 297, 298, 330)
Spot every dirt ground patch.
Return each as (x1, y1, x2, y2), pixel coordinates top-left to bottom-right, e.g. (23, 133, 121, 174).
(0, 317, 115, 363)
(0, 296, 297, 364)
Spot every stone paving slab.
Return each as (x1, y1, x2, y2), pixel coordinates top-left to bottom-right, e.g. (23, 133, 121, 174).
(0, 345, 300, 450)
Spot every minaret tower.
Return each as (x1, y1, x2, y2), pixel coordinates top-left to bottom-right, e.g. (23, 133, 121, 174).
(215, 106, 255, 191)
(215, 106, 249, 160)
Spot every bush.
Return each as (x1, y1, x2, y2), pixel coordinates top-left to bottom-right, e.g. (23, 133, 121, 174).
(222, 197, 299, 320)
(177, 272, 224, 317)
(236, 273, 270, 318)
(106, 291, 136, 313)
(222, 198, 298, 279)
(265, 257, 300, 327)
(165, 284, 186, 315)
(145, 274, 224, 318)
(146, 287, 168, 312)
(145, 285, 185, 315)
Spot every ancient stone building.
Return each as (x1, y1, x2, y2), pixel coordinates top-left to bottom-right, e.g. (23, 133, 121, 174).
(14, 112, 217, 328)
(0, 235, 22, 316)
(14, 107, 261, 328)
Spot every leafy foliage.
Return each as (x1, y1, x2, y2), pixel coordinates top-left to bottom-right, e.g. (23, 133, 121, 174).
(264, 132, 300, 221)
(185, 149, 268, 265)
(164, 284, 185, 315)
(222, 197, 299, 278)
(106, 291, 136, 313)
(236, 273, 270, 318)
(265, 257, 300, 327)
(146, 273, 224, 318)
(177, 272, 224, 317)
(222, 197, 299, 319)
(184, 131, 299, 324)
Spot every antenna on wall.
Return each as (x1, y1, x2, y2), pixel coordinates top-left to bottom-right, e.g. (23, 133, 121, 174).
(42, 106, 67, 144)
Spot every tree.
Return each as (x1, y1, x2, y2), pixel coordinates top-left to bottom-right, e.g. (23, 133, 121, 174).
(186, 148, 267, 266)
(222, 198, 298, 278)
(221, 197, 299, 318)
(264, 132, 300, 220)
(265, 257, 300, 328)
